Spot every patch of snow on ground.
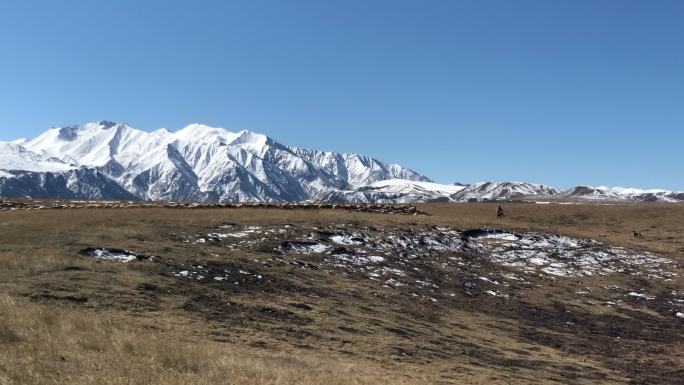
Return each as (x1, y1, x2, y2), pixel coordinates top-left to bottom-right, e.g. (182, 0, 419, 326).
(327, 253, 386, 266)
(329, 234, 362, 245)
(470, 231, 675, 278)
(188, 223, 677, 284)
(286, 243, 331, 254)
(479, 277, 500, 285)
(479, 232, 519, 241)
(224, 232, 251, 238)
(87, 248, 138, 262)
(627, 292, 655, 300)
(485, 290, 509, 298)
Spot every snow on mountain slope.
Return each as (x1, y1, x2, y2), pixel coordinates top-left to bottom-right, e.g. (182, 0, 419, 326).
(0, 142, 75, 174)
(26, 121, 174, 171)
(450, 181, 559, 202)
(6, 121, 429, 202)
(0, 168, 136, 200)
(367, 179, 466, 194)
(322, 179, 465, 203)
(289, 148, 430, 187)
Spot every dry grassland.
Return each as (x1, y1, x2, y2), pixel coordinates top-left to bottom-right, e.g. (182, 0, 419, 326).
(0, 203, 682, 384)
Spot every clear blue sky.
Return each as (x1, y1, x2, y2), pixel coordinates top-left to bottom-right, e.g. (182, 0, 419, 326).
(1, 0, 682, 189)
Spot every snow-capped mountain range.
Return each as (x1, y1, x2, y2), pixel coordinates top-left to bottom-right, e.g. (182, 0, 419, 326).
(0, 121, 428, 201)
(0, 121, 682, 203)
(327, 180, 684, 203)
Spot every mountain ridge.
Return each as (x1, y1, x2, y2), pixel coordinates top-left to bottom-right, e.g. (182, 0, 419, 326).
(1, 121, 681, 203)
(0, 121, 429, 201)
(327, 180, 684, 203)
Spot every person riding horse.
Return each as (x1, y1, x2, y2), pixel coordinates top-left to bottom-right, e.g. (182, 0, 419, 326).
(496, 205, 505, 219)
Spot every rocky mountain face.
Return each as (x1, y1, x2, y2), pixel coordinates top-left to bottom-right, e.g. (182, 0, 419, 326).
(0, 121, 428, 201)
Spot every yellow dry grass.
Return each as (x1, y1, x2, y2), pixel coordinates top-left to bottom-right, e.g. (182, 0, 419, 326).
(0, 293, 421, 385)
(0, 203, 682, 384)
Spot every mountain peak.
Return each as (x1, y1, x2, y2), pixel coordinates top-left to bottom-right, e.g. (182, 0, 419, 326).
(57, 125, 81, 141)
(98, 120, 119, 129)
(174, 123, 237, 142)
(55, 121, 128, 141)
(231, 130, 269, 147)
